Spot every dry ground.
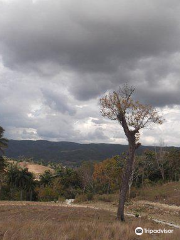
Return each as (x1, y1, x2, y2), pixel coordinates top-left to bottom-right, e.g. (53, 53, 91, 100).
(127, 200, 180, 226)
(0, 201, 179, 240)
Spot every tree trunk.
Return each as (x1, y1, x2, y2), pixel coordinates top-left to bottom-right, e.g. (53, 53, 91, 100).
(128, 180, 132, 198)
(20, 190, 23, 201)
(30, 190, 33, 201)
(107, 181, 110, 194)
(142, 172, 144, 186)
(160, 168, 165, 181)
(117, 145, 135, 221)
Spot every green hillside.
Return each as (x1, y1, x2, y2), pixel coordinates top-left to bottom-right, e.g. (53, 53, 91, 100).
(5, 140, 177, 167)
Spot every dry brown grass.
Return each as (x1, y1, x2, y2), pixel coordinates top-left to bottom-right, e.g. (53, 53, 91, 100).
(0, 203, 179, 240)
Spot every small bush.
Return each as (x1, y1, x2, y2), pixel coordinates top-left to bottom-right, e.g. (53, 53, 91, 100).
(74, 193, 94, 203)
(143, 179, 153, 187)
(129, 189, 137, 199)
(86, 192, 94, 201)
(74, 194, 88, 203)
(58, 196, 66, 203)
(94, 194, 117, 203)
(36, 186, 58, 202)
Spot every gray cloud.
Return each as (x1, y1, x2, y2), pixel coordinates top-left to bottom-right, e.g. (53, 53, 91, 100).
(0, 0, 180, 104)
(0, 0, 180, 145)
(41, 88, 76, 115)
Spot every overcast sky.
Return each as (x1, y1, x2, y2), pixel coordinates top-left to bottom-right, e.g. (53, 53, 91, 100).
(0, 0, 180, 146)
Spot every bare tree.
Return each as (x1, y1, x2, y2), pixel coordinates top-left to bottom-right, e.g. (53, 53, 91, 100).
(154, 139, 166, 181)
(78, 162, 94, 193)
(100, 85, 163, 221)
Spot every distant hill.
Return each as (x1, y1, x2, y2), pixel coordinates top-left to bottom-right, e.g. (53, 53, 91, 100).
(4, 140, 177, 167)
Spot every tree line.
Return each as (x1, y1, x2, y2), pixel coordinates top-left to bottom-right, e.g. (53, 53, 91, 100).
(0, 148, 180, 202)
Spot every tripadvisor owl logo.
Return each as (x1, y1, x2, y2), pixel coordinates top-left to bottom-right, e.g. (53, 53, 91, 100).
(135, 227, 143, 235)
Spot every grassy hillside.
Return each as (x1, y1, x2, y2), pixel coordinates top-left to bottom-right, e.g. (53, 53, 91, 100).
(4, 140, 161, 167)
(135, 182, 180, 206)
(88, 182, 180, 206)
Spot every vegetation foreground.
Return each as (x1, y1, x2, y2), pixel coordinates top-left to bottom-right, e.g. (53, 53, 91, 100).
(0, 202, 179, 240)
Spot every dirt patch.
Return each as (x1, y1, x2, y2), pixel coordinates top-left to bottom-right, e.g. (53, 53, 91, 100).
(8, 161, 54, 180)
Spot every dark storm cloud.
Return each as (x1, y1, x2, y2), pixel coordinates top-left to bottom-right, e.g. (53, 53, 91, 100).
(0, 0, 180, 105)
(0, 0, 180, 145)
(1, 0, 179, 68)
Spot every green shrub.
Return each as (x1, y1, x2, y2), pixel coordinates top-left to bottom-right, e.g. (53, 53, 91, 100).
(74, 194, 88, 203)
(36, 186, 58, 202)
